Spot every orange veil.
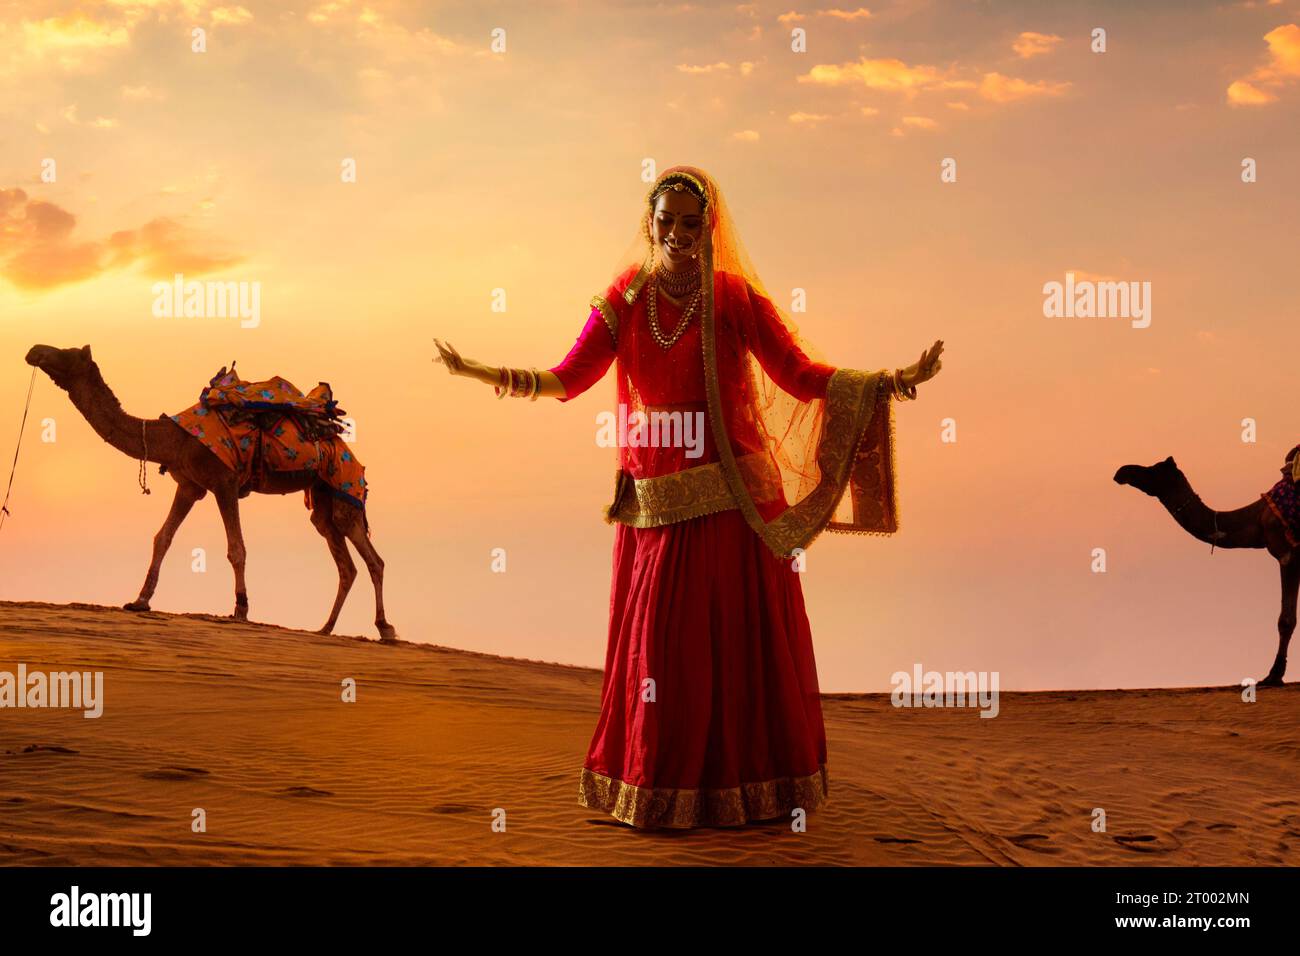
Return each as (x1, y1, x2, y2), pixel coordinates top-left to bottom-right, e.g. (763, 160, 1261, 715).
(600, 164, 898, 559)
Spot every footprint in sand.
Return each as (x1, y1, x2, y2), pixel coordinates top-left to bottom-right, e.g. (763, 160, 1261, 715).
(1007, 833, 1059, 853)
(19, 744, 78, 755)
(1205, 822, 1237, 831)
(141, 766, 210, 781)
(279, 786, 334, 797)
(1113, 834, 1178, 853)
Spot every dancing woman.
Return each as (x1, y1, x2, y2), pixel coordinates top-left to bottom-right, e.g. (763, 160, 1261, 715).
(435, 165, 943, 829)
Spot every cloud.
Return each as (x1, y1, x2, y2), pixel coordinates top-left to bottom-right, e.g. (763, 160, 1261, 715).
(210, 5, 253, 25)
(979, 72, 1070, 102)
(800, 57, 974, 94)
(13, 12, 130, 71)
(730, 129, 760, 141)
(0, 188, 242, 291)
(1012, 32, 1062, 59)
(1227, 23, 1300, 106)
(789, 111, 830, 124)
(678, 62, 733, 73)
(777, 11, 805, 26)
(821, 7, 872, 20)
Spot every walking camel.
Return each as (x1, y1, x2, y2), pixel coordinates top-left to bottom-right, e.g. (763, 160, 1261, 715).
(25, 344, 396, 641)
(1114, 455, 1295, 685)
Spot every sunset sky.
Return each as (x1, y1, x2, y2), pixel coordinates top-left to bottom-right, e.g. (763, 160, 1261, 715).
(2, 0, 1299, 691)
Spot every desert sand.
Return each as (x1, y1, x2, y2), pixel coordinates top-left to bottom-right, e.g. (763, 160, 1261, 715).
(0, 599, 1296, 865)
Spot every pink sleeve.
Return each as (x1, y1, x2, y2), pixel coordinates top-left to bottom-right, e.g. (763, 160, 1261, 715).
(746, 283, 835, 401)
(549, 307, 616, 402)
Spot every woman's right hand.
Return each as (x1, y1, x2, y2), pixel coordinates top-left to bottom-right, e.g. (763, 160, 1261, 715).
(434, 339, 493, 385)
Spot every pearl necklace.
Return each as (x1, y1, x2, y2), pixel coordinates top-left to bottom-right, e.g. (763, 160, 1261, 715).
(647, 270, 702, 350)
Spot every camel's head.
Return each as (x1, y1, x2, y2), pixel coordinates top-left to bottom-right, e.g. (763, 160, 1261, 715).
(1113, 456, 1181, 496)
(25, 344, 94, 391)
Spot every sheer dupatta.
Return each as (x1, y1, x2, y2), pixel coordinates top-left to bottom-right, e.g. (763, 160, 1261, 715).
(598, 165, 899, 559)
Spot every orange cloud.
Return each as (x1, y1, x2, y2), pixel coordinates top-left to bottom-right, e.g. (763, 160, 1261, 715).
(979, 72, 1071, 102)
(821, 7, 872, 20)
(677, 62, 733, 73)
(1227, 23, 1300, 106)
(801, 57, 974, 94)
(1013, 31, 1062, 59)
(0, 188, 242, 291)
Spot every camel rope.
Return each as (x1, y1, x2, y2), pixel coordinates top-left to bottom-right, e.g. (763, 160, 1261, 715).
(137, 418, 150, 495)
(0, 367, 37, 533)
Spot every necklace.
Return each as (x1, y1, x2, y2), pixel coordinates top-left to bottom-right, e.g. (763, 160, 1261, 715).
(647, 269, 701, 350)
(656, 262, 700, 297)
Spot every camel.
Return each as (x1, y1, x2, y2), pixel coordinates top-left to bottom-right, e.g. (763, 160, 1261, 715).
(1114, 456, 1294, 686)
(25, 344, 397, 642)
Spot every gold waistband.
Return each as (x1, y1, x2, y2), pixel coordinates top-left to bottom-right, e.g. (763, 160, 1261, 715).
(606, 452, 783, 529)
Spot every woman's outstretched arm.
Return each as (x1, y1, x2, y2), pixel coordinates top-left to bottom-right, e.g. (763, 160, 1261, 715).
(434, 304, 617, 401)
(433, 339, 569, 398)
(745, 282, 944, 396)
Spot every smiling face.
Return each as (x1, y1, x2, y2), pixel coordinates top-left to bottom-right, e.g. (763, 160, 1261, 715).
(649, 187, 705, 272)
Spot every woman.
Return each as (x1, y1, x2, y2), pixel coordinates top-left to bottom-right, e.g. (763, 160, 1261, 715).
(435, 165, 943, 828)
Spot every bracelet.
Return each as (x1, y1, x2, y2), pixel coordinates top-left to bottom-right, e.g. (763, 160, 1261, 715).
(891, 368, 917, 401)
(494, 365, 510, 399)
(528, 367, 540, 401)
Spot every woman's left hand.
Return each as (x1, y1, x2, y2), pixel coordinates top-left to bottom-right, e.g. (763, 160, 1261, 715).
(900, 339, 944, 388)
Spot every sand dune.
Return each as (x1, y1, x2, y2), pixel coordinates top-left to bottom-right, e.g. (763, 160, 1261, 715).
(0, 600, 1296, 865)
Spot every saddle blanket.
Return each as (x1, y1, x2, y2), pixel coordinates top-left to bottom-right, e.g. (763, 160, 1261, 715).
(168, 367, 367, 509)
(1262, 441, 1300, 548)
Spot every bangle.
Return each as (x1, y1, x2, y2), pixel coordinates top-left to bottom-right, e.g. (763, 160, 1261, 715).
(495, 366, 510, 399)
(892, 368, 917, 401)
(528, 367, 540, 401)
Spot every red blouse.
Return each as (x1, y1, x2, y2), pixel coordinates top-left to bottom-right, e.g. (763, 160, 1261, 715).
(551, 276, 832, 401)
(549, 272, 835, 481)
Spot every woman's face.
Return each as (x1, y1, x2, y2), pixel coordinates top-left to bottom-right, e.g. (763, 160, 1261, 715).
(650, 188, 705, 271)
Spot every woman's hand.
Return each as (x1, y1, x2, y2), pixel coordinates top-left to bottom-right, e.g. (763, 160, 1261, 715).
(899, 339, 944, 389)
(434, 339, 496, 386)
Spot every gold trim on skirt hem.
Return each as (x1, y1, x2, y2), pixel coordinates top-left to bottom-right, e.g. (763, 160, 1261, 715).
(578, 765, 829, 829)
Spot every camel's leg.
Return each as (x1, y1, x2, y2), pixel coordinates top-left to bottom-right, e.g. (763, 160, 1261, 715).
(336, 501, 396, 642)
(213, 485, 249, 621)
(125, 479, 206, 612)
(311, 490, 356, 635)
(1263, 554, 1299, 686)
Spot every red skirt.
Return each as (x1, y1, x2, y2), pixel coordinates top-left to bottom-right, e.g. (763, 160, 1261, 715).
(578, 507, 829, 828)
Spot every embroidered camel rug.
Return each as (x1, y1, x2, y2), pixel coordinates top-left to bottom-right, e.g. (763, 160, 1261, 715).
(1260, 443, 1300, 548)
(168, 366, 367, 509)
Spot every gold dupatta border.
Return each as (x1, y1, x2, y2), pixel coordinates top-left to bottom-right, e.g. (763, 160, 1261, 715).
(578, 764, 829, 829)
(700, 232, 897, 559)
(826, 377, 900, 540)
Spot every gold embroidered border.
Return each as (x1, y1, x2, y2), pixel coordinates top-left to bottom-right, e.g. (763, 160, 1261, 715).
(622, 259, 651, 306)
(578, 764, 829, 829)
(607, 452, 782, 529)
(590, 294, 619, 346)
(826, 372, 900, 540)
